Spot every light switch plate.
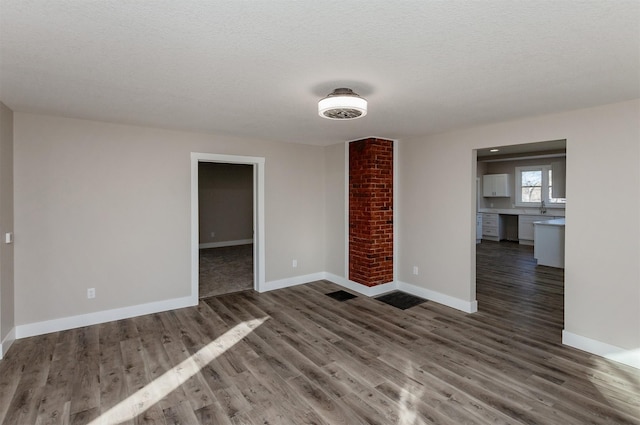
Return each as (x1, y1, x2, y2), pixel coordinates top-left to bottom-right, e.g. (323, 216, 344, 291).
(5, 233, 12, 244)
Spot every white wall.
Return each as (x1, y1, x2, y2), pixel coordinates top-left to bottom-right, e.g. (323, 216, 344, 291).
(13, 113, 325, 327)
(398, 99, 640, 353)
(0, 102, 15, 356)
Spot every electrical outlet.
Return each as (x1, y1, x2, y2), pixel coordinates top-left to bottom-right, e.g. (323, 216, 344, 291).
(292, 259, 297, 268)
(413, 266, 419, 275)
(87, 288, 96, 299)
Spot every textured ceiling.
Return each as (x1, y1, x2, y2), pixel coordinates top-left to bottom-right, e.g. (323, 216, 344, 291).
(1, 1, 639, 146)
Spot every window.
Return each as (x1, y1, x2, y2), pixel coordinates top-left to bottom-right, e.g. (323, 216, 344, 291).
(516, 165, 566, 207)
(520, 169, 542, 202)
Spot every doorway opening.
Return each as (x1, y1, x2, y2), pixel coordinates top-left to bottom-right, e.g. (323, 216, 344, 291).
(198, 162, 254, 298)
(473, 140, 566, 339)
(191, 153, 265, 302)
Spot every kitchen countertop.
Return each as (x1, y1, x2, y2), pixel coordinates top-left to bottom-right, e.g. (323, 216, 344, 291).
(478, 208, 565, 217)
(534, 218, 566, 226)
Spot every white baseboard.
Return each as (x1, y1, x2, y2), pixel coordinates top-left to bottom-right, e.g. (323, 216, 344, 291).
(15, 295, 197, 339)
(261, 272, 327, 292)
(562, 330, 640, 370)
(281, 272, 477, 313)
(260, 272, 396, 297)
(397, 280, 478, 313)
(0, 327, 16, 359)
(10, 276, 635, 373)
(199, 239, 253, 249)
(12, 270, 364, 340)
(324, 273, 397, 297)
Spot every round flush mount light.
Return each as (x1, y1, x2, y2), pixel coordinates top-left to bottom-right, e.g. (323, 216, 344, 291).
(318, 88, 367, 120)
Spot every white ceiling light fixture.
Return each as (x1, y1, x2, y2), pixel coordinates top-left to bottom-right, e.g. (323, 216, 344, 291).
(318, 88, 367, 120)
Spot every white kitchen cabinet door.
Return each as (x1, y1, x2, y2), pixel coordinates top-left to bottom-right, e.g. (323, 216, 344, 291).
(518, 215, 539, 244)
(482, 213, 504, 241)
(483, 174, 510, 197)
(519, 215, 558, 245)
(534, 223, 565, 268)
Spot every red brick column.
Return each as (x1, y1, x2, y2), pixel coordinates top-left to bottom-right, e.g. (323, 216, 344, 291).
(349, 138, 393, 287)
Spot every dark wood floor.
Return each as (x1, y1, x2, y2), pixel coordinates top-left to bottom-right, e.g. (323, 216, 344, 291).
(1, 241, 639, 424)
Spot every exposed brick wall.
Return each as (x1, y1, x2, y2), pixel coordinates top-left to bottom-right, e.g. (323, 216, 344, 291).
(349, 138, 393, 287)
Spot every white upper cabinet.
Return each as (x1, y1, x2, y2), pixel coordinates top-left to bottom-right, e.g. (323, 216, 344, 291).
(483, 174, 510, 197)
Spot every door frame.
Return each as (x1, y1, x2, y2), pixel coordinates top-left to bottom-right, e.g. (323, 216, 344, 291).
(472, 140, 567, 319)
(191, 153, 265, 301)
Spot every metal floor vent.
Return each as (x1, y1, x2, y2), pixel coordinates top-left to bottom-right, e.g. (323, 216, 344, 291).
(325, 290, 358, 302)
(375, 291, 426, 310)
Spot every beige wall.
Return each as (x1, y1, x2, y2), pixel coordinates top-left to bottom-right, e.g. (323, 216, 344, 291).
(0, 102, 14, 342)
(8, 100, 640, 356)
(323, 142, 346, 277)
(13, 113, 325, 326)
(198, 163, 253, 244)
(397, 99, 640, 350)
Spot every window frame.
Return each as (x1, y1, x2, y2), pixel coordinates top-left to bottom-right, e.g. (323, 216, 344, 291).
(515, 165, 566, 208)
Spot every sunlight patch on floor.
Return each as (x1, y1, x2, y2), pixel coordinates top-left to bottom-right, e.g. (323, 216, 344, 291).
(605, 348, 640, 371)
(398, 362, 428, 425)
(590, 353, 640, 416)
(88, 317, 267, 425)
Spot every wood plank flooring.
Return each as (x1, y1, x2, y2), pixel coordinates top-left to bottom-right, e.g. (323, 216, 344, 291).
(1, 241, 639, 424)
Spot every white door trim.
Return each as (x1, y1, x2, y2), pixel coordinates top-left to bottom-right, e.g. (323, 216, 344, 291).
(191, 153, 266, 301)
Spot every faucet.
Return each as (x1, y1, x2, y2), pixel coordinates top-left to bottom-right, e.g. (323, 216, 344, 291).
(540, 200, 547, 214)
